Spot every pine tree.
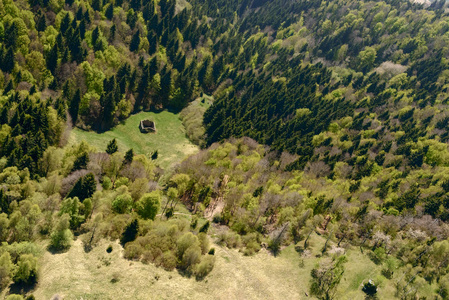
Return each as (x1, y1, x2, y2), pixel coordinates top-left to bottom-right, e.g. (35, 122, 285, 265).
(91, 27, 100, 45)
(37, 13, 46, 32)
(46, 44, 58, 74)
(129, 31, 141, 52)
(72, 151, 89, 171)
(120, 219, 139, 246)
(105, 4, 114, 20)
(151, 150, 158, 160)
(92, 0, 102, 11)
(2, 48, 15, 73)
(60, 13, 71, 35)
(3, 80, 13, 95)
(0, 189, 10, 214)
(100, 92, 115, 130)
(5, 22, 18, 50)
(106, 138, 118, 154)
(109, 24, 116, 42)
(81, 173, 96, 201)
(124, 148, 134, 164)
(69, 89, 81, 125)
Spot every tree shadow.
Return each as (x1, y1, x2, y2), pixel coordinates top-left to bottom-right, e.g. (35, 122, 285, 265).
(8, 281, 36, 296)
(46, 245, 70, 255)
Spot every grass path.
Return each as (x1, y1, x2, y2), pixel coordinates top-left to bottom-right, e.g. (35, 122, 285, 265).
(69, 111, 198, 169)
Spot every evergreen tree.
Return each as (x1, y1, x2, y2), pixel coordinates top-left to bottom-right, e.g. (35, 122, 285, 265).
(92, 0, 102, 11)
(105, 4, 114, 20)
(151, 150, 158, 160)
(2, 48, 15, 73)
(124, 148, 134, 164)
(130, 31, 141, 52)
(46, 44, 58, 74)
(69, 89, 81, 125)
(37, 14, 46, 32)
(72, 151, 89, 171)
(67, 173, 96, 201)
(106, 139, 118, 154)
(120, 219, 139, 246)
(81, 173, 96, 200)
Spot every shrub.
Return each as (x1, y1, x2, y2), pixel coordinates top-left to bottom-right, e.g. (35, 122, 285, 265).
(212, 214, 222, 223)
(197, 233, 210, 255)
(218, 231, 241, 248)
(180, 245, 202, 272)
(106, 245, 113, 253)
(123, 243, 143, 260)
(49, 214, 73, 251)
(195, 255, 215, 280)
(362, 279, 377, 296)
(242, 233, 261, 256)
(177, 232, 200, 259)
(243, 241, 261, 256)
(13, 254, 38, 286)
(6, 295, 24, 300)
(111, 272, 121, 283)
(199, 221, 210, 233)
(0, 252, 14, 289)
(190, 217, 198, 229)
(161, 251, 177, 271)
(102, 176, 112, 190)
(369, 248, 386, 265)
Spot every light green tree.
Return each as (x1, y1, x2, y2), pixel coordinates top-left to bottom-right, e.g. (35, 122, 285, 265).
(135, 191, 161, 220)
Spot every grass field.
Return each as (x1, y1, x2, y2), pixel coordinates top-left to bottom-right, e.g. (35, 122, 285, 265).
(69, 111, 198, 169)
(33, 239, 306, 300)
(30, 229, 413, 300)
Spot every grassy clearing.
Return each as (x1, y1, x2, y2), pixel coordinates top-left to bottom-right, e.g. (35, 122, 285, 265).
(33, 239, 306, 300)
(31, 228, 415, 300)
(179, 95, 213, 147)
(69, 111, 198, 169)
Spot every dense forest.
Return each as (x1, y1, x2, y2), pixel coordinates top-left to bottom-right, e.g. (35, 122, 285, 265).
(1, 0, 449, 298)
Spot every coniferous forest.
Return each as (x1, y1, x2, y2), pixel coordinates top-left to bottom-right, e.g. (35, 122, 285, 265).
(1, 0, 449, 298)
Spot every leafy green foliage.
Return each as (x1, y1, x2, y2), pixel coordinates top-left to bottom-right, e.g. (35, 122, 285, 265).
(1, 0, 449, 296)
(49, 214, 73, 251)
(135, 192, 161, 220)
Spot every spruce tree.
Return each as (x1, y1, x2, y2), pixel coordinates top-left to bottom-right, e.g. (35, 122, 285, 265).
(81, 173, 96, 200)
(72, 151, 89, 171)
(129, 31, 141, 52)
(2, 48, 15, 73)
(106, 139, 118, 154)
(92, 0, 102, 11)
(105, 4, 114, 20)
(120, 219, 139, 246)
(69, 89, 81, 125)
(124, 148, 134, 164)
(46, 44, 58, 74)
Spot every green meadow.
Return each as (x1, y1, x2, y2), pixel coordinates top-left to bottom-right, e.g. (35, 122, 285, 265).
(69, 111, 198, 169)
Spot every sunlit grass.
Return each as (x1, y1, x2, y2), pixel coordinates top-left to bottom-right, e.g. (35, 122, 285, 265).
(69, 111, 198, 169)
